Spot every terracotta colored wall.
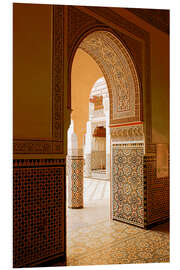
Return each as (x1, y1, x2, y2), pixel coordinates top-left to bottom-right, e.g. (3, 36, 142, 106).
(13, 3, 52, 139)
(151, 32, 169, 144)
(71, 48, 103, 148)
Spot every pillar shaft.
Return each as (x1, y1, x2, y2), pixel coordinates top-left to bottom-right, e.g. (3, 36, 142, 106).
(68, 151, 84, 208)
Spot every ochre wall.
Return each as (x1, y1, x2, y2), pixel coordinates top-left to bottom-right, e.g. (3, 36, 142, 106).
(151, 31, 169, 144)
(111, 8, 169, 144)
(71, 48, 103, 148)
(13, 3, 52, 139)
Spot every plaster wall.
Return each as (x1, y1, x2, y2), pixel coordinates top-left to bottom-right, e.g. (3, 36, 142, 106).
(13, 3, 52, 139)
(71, 49, 103, 148)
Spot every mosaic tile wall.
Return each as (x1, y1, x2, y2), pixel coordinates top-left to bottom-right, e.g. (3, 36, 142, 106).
(68, 156, 84, 208)
(112, 143, 145, 228)
(13, 159, 66, 267)
(144, 154, 169, 226)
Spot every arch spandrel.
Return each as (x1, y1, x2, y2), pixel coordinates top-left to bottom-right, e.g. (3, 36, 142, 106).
(78, 31, 142, 125)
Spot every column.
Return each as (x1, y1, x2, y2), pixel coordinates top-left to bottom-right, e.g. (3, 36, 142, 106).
(68, 149, 84, 209)
(67, 120, 84, 208)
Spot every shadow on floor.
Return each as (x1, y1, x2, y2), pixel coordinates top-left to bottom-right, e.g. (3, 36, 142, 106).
(149, 221, 169, 234)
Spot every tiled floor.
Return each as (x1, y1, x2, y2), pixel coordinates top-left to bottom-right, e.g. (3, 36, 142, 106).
(67, 178, 169, 266)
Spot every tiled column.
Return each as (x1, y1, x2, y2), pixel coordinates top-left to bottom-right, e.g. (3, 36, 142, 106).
(68, 149, 84, 208)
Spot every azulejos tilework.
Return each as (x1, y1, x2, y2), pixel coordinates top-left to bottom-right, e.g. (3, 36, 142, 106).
(143, 154, 169, 226)
(68, 157, 84, 208)
(112, 143, 144, 227)
(13, 159, 65, 267)
(68, 225, 169, 266)
(67, 178, 169, 266)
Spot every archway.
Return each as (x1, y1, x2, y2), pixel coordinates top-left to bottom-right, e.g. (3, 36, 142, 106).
(68, 30, 145, 228)
(84, 77, 110, 180)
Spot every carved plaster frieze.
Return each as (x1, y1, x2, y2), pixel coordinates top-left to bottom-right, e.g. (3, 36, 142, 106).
(52, 6, 64, 142)
(79, 31, 140, 124)
(110, 124, 144, 141)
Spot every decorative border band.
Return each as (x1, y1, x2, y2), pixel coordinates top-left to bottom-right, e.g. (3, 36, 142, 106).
(13, 139, 64, 154)
(13, 158, 66, 167)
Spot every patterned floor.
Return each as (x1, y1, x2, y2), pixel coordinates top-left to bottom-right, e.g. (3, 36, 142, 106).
(67, 178, 169, 266)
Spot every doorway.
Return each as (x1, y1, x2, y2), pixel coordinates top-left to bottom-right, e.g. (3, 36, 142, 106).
(66, 47, 111, 264)
(66, 30, 145, 265)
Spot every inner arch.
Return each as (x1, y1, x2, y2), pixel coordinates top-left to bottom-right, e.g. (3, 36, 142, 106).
(79, 31, 141, 125)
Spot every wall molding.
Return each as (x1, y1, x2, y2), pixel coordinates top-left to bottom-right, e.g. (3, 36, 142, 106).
(13, 158, 66, 167)
(110, 124, 144, 141)
(13, 139, 64, 154)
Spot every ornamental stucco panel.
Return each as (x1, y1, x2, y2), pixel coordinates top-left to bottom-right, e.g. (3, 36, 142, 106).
(79, 31, 140, 124)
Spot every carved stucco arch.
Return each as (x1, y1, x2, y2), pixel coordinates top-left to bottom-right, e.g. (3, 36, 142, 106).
(75, 30, 142, 126)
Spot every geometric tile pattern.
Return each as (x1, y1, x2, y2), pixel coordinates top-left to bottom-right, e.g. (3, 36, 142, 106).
(52, 5, 64, 143)
(144, 154, 169, 226)
(13, 159, 65, 267)
(67, 178, 169, 266)
(68, 156, 84, 208)
(68, 222, 169, 266)
(112, 143, 145, 227)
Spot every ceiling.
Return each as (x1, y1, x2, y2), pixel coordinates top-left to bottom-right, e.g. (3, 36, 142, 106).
(127, 8, 169, 34)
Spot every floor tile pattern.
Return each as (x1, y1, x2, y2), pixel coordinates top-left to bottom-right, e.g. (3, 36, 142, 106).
(67, 178, 169, 266)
